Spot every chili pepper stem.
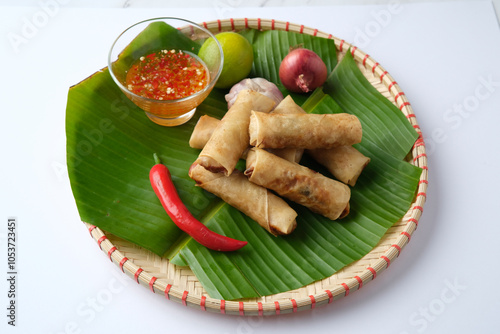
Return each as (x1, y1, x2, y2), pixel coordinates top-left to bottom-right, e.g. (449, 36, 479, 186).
(153, 153, 162, 165)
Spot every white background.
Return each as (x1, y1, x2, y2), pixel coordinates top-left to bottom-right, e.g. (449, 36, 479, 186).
(1, 0, 500, 333)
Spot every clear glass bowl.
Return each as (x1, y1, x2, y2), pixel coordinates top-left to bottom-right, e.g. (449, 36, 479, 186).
(108, 17, 223, 126)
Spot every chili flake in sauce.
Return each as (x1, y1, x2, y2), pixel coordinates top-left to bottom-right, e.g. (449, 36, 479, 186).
(125, 49, 209, 100)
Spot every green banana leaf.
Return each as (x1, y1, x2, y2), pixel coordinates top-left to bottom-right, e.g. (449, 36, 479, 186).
(322, 52, 418, 160)
(66, 26, 422, 300)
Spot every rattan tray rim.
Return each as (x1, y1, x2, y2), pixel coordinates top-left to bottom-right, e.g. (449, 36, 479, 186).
(82, 17, 428, 316)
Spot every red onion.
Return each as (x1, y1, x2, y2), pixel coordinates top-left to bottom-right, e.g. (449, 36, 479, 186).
(279, 48, 327, 93)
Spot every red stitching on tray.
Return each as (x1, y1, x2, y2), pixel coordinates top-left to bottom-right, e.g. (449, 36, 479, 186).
(202, 22, 207, 29)
(257, 18, 261, 30)
(362, 54, 369, 66)
(230, 18, 235, 31)
(327, 33, 332, 39)
(134, 268, 143, 283)
(88, 225, 96, 236)
(299, 24, 304, 33)
(258, 302, 263, 316)
(394, 92, 405, 102)
(399, 102, 411, 110)
(368, 267, 377, 279)
(182, 291, 188, 306)
(341, 283, 350, 296)
(220, 299, 226, 314)
(217, 19, 222, 31)
(372, 62, 379, 74)
(164, 284, 172, 300)
(291, 298, 298, 312)
(413, 154, 427, 162)
(200, 296, 206, 311)
(107, 246, 116, 261)
(408, 218, 419, 227)
(413, 124, 421, 131)
(285, 21, 289, 31)
(351, 46, 357, 56)
(414, 140, 425, 148)
(406, 113, 416, 119)
(244, 18, 248, 29)
(417, 192, 427, 198)
(339, 39, 344, 51)
(239, 301, 244, 316)
(275, 301, 280, 315)
(119, 257, 128, 272)
(401, 231, 411, 242)
(309, 295, 316, 309)
(381, 256, 391, 268)
(97, 236, 107, 250)
(419, 179, 429, 185)
(380, 70, 388, 82)
(149, 276, 157, 293)
(354, 276, 363, 289)
(325, 290, 333, 304)
(388, 81, 397, 91)
(392, 243, 402, 256)
(271, 19, 275, 30)
(313, 28, 318, 36)
(414, 205, 424, 212)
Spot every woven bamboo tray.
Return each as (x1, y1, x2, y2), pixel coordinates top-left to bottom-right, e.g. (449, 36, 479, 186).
(84, 18, 428, 316)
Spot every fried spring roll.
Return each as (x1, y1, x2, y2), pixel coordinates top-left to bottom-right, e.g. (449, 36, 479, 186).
(265, 96, 369, 184)
(189, 115, 220, 149)
(249, 112, 362, 149)
(268, 96, 305, 163)
(307, 146, 371, 186)
(264, 148, 302, 163)
(189, 164, 297, 235)
(194, 90, 275, 175)
(245, 148, 350, 220)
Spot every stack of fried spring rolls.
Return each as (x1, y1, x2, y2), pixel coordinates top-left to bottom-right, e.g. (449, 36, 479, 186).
(189, 92, 370, 233)
(191, 96, 371, 186)
(250, 96, 371, 187)
(189, 90, 297, 235)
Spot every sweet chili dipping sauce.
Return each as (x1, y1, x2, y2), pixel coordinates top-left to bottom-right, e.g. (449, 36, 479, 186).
(125, 49, 209, 101)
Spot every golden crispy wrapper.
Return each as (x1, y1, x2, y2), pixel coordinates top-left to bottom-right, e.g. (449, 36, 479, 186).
(249, 112, 362, 149)
(189, 164, 297, 235)
(245, 148, 350, 220)
(194, 90, 275, 175)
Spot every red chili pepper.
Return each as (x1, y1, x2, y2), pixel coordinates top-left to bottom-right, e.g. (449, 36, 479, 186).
(150, 154, 247, 252)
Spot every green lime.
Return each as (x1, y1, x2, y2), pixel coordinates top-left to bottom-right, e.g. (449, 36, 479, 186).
(199, 32, 254, 89)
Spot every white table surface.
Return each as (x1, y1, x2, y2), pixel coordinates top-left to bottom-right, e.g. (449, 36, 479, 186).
(1, 1, 500, 333)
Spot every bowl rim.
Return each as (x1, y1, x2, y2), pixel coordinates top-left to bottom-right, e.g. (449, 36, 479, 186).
(107, 16, 224, 106)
